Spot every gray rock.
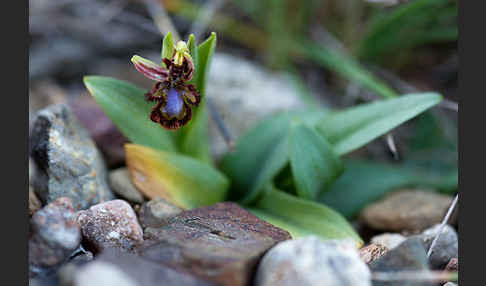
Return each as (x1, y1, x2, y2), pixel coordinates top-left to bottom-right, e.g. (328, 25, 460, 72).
(75, 200, 143, 252)
(369, 237, 432, 286)
(371, 233, 406, 250)
(418, 224, 458, 269)
(138, 197, 182, 229)
(29, 197, 81, 268)
(76, 249, 216, 286)
(70, 96, 128, 168)
(361, 190, 453, 232)
(442, 283, 457, 286)
(30, 104, 114, 210)
(108, 168, 144, 204)
(139, 202, 291, 286)
(255, 236, 371, 286)
(207, 53, 307, 160)
(359, 243, 388, 264)
(74, 261, 139, 286)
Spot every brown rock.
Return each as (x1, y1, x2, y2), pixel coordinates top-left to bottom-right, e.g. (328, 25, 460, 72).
(74, 249, 216, 286)
(361, 190, 453, 231)
(138, 202, 291, 286)
(445, 257, 458, 272)
(29, 189, 42, 216)
(76, 200, 143, 252)
(138, 197, 183, 229)
(359, 243, 388, 264)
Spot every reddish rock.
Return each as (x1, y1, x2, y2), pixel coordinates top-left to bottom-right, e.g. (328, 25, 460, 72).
(359, 243, 388, 264)
(445, 257, 458, 272)
(29, 197, 81, 268)
(138, 202, 291, 286)
(76, 200, 143, 252)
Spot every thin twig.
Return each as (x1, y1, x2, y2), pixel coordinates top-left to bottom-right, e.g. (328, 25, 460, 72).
(372, 270, 457, 282)
(386, 133, 399, 160)
(207, 98, 235, 150)
(427, 194, 459, 258)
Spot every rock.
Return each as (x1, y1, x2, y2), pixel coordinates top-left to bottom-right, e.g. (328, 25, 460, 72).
(30, 189, 42, 216)
(29, 104, 114, 210)
(74, 261, 139, 286)
(359, 243, 388, 264)
(442, 283, 457, 286)
(369, 237, 432, 286)
(207, 53, 307, 160)
(74, 249, 216, 286)
(371, 233, 406, 250)
(29, 81, 67, 129)
(138, 197, 182, 229)
(30, 158, 42, 216)
(255, 236, 371, 286)
(29, 197, 81, 268)
(418, 224, 458, 269)
(108, 168, 144, 204)
(361, 190, 453, 232)
(75, 200, 143, 252)
(445, 258, 458, 272)
(70, 96, 128, 168)
(138, 202, 291, 286)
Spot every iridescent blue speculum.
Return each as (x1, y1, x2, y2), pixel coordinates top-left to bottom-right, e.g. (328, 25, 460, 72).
(131, 41, 200, 130)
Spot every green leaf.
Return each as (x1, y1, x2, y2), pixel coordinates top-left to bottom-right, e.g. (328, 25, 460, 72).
(289, 123, 343, 200)
(251, 185, 363, 246)
(317, 92, 442, 155)
(221, 110, 327, 204)
(358, 0, 457, 65)
(320, 159, 457, 218)
(177, 33, 216, 163)
(296, 40, 399, 99)
(221, 113, 291, 204)
(83, 76, 176, 152)
(126, 144, 228, 209)
(161, 32, 175, 67)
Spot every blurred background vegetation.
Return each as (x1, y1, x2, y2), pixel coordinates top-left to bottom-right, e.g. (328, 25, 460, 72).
(30, 0, 457, 219)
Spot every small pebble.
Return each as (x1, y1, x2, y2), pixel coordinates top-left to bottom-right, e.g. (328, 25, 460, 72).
(418, 224, 458, 269)
(109, 168, 144, 204)
(359, 243, 388, 264)
(360, 190, 453, 232)
(138, 197, 182, 229)
(76, 200, 143, 252)
(370, 233, 406, 250)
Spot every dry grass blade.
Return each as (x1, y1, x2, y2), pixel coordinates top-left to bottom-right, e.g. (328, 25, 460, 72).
(372, 270, 457, 282)
(427, 193, 459, 257)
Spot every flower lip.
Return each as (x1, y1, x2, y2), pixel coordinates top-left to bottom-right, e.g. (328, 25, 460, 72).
(162, 88, 184, 118)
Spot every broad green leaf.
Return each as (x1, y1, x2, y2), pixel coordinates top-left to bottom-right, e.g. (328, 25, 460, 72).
(317, 92, 442, 155)
(221, 110, 327, 204)
(221, 113, 292, 204)
(177, 33, 216, 163)
(289, 123, 343, 200)
(125, 144, 228, 209)
(84, 76, 176, 152)
(161, 32, 175, 67)
(252, 185, 363, 246)
(320, 159, 457, 218)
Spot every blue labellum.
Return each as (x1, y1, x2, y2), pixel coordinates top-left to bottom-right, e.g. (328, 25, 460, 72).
(162, 88, 184, 118)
